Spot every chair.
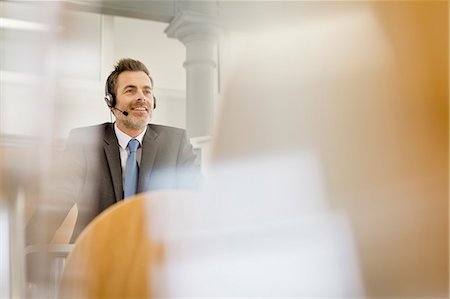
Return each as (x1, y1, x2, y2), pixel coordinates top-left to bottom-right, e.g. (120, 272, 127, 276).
(58, 192, 167, 299)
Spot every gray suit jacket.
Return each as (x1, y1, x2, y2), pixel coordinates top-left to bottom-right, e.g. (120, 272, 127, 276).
(28, 122, 200, 243)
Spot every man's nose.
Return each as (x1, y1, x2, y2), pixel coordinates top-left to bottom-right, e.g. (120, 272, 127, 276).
(136, 90, 147, 101)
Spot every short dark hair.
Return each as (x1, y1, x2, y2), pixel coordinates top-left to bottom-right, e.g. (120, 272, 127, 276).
(105, 58, 154, 97)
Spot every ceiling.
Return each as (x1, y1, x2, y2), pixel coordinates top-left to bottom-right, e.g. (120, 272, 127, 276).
(5, 0, 357, 32)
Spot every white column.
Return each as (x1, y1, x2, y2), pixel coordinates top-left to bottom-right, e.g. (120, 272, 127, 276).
(165, 12, 220, 138)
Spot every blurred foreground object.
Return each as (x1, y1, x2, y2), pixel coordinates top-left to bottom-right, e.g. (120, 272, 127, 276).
(59, 191, 166, 299)
(211, 1, 448, 298)
(59, 190, 364, 298)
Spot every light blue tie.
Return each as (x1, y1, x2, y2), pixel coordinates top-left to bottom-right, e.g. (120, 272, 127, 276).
(124, 138, 139, 199)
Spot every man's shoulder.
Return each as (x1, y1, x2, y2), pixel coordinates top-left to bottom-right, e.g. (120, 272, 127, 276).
(148, 124, 186, 137)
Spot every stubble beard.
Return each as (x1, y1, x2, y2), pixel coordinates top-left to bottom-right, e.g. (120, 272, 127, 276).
(121, 113, 151, 131)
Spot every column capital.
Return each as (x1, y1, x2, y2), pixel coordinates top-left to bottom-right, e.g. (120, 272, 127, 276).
(165, 11, 221, 44)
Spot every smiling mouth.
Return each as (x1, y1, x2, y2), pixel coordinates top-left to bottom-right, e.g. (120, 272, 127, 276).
(130, 106, 148, 112)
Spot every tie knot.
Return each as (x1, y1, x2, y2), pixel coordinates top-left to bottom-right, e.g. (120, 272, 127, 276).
(128, 139, 139, 153)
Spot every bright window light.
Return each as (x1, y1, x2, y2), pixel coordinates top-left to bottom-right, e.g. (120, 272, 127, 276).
(0, 17, 50, 31)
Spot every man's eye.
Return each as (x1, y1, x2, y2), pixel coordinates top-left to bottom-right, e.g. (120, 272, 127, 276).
(125, 89, 133, 93)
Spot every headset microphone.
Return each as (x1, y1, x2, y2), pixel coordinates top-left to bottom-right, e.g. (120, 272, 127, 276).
(113, 107, 128, 116)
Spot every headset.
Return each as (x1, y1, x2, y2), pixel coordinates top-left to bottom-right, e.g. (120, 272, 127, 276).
(104, 75, 157, 113)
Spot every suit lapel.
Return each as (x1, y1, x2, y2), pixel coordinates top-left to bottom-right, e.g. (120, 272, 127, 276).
(103, 124, 123, 202)
(138, 125, 159, 193)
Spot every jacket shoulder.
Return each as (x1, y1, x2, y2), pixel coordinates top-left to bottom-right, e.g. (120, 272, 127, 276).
(148, 124, 186, 137)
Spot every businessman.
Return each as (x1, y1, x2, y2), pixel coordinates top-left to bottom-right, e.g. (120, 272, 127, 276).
(27, 58, 200, 244)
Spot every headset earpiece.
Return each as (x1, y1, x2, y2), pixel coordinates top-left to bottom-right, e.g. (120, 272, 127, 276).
(104, 78, 116, 108)
(104, 93, 115, 108)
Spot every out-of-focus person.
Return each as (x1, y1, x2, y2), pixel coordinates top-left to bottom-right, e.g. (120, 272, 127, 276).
(206, 2, 447, 298)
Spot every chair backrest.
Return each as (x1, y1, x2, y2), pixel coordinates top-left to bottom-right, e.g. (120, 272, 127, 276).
(59, 192, 164, 299)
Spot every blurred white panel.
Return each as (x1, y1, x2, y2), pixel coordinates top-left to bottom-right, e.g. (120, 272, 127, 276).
(0, 25, 49, 76)
(0, 2, 104, 137)
(1, 79, 43, 137)
(157, 213, 363, 298)
(207, 152, 329, 224)
(145, 187, 364, 298)
(144, 152, 364, 297)
(56, 10, 102, 81)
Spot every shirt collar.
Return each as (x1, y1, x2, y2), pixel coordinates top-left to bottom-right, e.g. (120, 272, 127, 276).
(114, 123, 147, 150)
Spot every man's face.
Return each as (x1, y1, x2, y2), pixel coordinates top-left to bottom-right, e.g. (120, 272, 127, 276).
(114, 71, 154, 132)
